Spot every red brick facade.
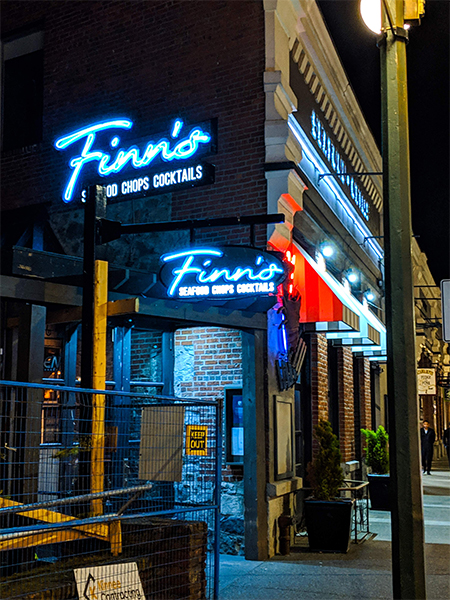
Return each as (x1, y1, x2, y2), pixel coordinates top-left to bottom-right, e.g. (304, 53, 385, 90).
(422, 396, 435, 426)
(356, 357, 372, 431)
(174, 327, 242, 400)
(336, 347, 354, 462)
(309, 337, 371, 464)
(310, 333, 329, 426)
(1, 0, 267, 245)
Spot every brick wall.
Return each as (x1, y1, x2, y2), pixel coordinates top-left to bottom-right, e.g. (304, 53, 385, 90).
(174, 327, 243, 486)
(174, 327, 242, 399)
(358, 357, 372, 431)
(337, 347, 354, 462)
(1, 0, 267, 247)
(310, 333, 328, 428)
(422, 396, 435, 428)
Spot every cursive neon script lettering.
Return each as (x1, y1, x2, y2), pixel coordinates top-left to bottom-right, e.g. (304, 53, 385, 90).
(162, 249, 284, 297)
(55, 119, 211, 203)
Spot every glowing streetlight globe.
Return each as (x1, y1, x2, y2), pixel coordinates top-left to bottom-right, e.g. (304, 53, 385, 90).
(360, 0, 382, 34)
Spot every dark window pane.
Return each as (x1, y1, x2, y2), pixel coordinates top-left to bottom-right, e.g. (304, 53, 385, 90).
(3, 49, 44, 150)
(42, 403, 61, 444)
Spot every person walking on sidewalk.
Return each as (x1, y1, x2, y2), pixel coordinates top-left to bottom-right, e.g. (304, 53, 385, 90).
(420, 420, 436, 475)
(444, 422, 450, 468)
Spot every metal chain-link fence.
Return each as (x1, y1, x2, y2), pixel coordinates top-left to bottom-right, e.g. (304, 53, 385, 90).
(0, 381, 221, 599)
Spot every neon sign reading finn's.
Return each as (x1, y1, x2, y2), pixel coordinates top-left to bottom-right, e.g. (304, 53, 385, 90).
(54, 119, 212, 203)
(160, 248, 285, 299)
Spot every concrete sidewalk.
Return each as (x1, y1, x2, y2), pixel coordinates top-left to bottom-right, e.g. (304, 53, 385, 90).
(219, 541, 450, 599)
(219, 460, 450, 599)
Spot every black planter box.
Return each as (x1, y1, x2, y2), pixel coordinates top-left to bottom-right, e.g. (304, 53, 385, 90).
(368, 473, 390, 511)
(304, 498, 354, 553)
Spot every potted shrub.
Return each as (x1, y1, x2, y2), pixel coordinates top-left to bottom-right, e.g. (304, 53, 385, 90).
(361, 425, 390, 511)
(304, 420, 354, 553)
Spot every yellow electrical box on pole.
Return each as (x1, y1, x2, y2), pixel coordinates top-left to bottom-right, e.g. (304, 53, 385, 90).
(404, 0, 425, 23)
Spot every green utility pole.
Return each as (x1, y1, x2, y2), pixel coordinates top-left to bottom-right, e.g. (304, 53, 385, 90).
(380, 0, 426, 597)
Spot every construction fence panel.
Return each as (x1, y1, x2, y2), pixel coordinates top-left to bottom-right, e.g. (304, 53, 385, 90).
(0, 381, 221, 600)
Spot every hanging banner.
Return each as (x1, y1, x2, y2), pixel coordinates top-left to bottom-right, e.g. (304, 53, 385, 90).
(417, 368, 436, 395)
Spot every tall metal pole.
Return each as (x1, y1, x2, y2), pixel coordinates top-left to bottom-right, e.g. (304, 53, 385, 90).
(380, 0, 426, 597)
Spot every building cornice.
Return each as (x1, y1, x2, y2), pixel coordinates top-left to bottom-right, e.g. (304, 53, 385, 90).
(264, 0, 383, 211)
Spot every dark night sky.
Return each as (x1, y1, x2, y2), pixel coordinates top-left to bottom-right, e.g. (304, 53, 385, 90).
(317, 0, 450, 284)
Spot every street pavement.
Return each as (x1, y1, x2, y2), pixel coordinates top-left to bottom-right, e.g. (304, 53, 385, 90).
(219, 457, 450, 599)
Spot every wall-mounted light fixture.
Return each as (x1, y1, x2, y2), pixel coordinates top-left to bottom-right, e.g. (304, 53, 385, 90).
(321, 243, 335, 258)
(347, 270, 359, 284)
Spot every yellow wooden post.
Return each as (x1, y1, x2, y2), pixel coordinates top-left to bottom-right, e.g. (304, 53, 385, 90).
(91, 259, 108, 516)
(109, 519, 123, 556)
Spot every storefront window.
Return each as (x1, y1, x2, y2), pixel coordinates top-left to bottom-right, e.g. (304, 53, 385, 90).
(2, 31, 44, 150)
(225, 387, 244, 464)
(130, 328, 163, 395)
(41, 334, 63, 444)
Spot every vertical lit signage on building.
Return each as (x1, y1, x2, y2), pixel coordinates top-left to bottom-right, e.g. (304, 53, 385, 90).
(54, 118, 216, 203)
(310, 111, 369, 220)
(159, 246, 286, 301)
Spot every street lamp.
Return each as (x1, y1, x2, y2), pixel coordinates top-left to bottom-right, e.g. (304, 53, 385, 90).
(360, 1, 426, 599)
(360, 0, 382, 33)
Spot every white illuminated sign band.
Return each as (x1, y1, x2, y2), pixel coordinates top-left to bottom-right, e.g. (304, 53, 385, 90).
(100, 164, 207, 199)
(55, 118, 213, 203)
(311, 111, 369, 220)
(160, 247, 286, 300)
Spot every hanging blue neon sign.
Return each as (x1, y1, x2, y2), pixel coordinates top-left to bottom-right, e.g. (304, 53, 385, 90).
(159, 247, 286, 300)
(54, 118, 214, 203)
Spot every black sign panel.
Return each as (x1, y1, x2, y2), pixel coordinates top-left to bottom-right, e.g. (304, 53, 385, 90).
(54, 117, 217, 204)
(159, 245, 287, 302)
(83, 160, 215, 203)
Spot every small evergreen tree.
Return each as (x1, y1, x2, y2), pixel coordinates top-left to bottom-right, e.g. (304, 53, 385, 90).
(307, 420, 344, 500)
(361, 425, 389, 474)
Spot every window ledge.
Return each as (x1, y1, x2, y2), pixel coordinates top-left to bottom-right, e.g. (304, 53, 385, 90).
(267, 476, 303, 498)
(343, 460, 360, 473)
